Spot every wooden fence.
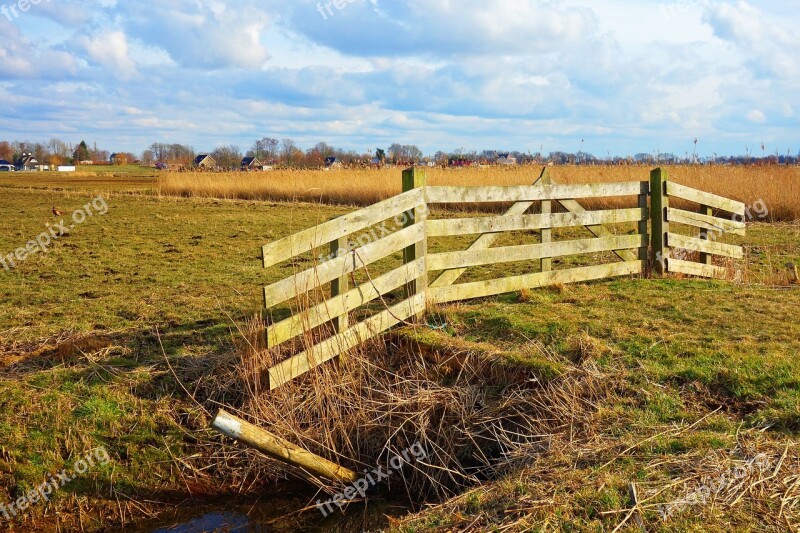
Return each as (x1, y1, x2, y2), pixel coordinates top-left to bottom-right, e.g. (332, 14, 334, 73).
(261, 167, 745, 389)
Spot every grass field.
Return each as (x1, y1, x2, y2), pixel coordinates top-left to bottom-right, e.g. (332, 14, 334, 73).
(0, 168, 798, 531)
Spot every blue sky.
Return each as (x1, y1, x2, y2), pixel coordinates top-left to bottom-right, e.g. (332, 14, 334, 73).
(0, 0, 797, 157)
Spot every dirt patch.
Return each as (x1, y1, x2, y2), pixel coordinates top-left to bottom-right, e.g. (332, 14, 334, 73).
(0, 333, 117, 373)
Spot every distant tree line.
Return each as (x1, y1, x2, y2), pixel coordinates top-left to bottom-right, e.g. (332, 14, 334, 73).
(2, 137, 798, 169)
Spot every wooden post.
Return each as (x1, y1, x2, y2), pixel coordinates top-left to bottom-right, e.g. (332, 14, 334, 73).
(540, 170, 552, 273)
(402, 167, 428, 309)
(699, 204, 713, 265)
(650, 168, 669, 275)
(212, 409, 359, 484)
(329, 237, 349, 333)
(639, 182, 650, 262)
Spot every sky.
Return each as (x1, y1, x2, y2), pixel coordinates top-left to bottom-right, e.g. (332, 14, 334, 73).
(0, 0, 798, 157)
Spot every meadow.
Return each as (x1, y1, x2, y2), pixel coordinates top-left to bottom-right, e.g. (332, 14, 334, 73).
(0, 166, 798, 531)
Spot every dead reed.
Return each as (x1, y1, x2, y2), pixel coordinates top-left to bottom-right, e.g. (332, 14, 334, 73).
(186, 308, 614, 504)
(157, 165, 800, 221)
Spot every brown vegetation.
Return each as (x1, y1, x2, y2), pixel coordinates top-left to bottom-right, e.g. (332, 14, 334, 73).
(158, 165, 800, 220)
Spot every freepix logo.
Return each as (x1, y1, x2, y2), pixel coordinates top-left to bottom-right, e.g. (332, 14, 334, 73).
(1, 0, 51, 21)
(316, 442, 428, 517)
(0, 447, 110, 522)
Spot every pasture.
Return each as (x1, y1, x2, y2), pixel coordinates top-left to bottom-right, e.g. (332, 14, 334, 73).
(0, 166, 798, 531)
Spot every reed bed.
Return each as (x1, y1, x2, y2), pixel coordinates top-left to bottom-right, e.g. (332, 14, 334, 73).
(158, 165, 800, 220)
(176, 310, 613, 503)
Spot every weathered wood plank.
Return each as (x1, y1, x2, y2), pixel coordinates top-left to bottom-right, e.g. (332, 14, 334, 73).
(427, 208, 647, 238)
(262, 188, 424, 268)
(555, 187, 646, 263)
(264, 224, 424, 308)
(402, 168, 428, 310)
(666, 208, 746, 236)
(429, 169, 547, 289)
(540, 171, 553, 273)
(329, 237, 349, 334)
(666, 182, 746, 216)
(426, 182, 644, 204)
(667, 232, 744, 259)
(268, 293, 427, 389)
(668, 258, 729, 279)
(430, 261, 645, 304)
(266, 258, 425, 348)
(651, 168, 669, 275)
(428, 235, 645, 271)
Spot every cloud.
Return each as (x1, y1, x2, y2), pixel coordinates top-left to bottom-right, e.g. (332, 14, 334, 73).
(0, 19, 79, 79)
(703, 1, 799, 79)
(288, 0, 600, 57)
(118, 0, 270, 69)
(72, 31, 139, 80)
(746, 110, 766, 123)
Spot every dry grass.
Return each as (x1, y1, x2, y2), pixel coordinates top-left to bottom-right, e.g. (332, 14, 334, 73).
(158, 165, 800, 220)
(190, 312, 610, 504)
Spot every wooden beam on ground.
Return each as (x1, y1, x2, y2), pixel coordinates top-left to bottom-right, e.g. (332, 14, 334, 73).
(212, 409, 359, 484)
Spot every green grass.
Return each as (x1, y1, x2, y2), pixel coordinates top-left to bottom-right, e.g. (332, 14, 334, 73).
(0, 186, 798, 531)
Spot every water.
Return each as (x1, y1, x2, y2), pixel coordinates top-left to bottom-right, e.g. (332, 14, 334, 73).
(132, 493, 409, 533)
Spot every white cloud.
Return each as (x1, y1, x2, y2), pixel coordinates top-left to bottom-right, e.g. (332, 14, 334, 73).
(746, 110, 766, 123)
(73, 31, 139, 80)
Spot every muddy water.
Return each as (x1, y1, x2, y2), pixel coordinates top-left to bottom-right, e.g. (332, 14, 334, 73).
(132, 493, 410, 532)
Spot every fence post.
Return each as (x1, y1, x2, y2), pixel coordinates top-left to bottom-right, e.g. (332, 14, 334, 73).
(650, 168, 669, 275)
(402, 167, 428, 312)
(699, 204, 713, 265)
(540, 169, 552, 273)
(639, 181, 650, 262)
(329, 237, 349, 333)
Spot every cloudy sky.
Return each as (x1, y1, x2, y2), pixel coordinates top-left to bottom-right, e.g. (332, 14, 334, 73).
(0, 0, 797, 157)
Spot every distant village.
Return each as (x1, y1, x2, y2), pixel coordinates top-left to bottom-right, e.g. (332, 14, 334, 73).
(1, 137, 796, 173)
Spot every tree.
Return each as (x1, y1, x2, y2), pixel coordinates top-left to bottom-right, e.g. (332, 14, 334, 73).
(140, 149, 154, 166)
(252, 137, 279, 162)
(210, 145, 242, 169)
(74, 141, 91, 162)
(281, 138, 298, 166)
(0, 141, 13, 161)
(375, 148, 386, 163)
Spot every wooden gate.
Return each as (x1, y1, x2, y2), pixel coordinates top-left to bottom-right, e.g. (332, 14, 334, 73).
(260, 167, 745, 389)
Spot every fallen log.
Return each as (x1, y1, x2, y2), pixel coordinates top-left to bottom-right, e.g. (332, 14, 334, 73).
(211, 409, 359, 485)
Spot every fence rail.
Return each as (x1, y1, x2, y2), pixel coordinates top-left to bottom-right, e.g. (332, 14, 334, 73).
(260, 167, 745, 389)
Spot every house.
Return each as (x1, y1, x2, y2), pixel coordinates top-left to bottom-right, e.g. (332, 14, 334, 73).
(110, 153, 128, 165)
(241, 157, 264, 171)
(193, 154, 216, 169)
(497, 153, 517, 166)
(15, 153, 39, 171)
(0, 159, 15, 171)
(449, 158, 476, 168)
(324, 157, 343, 169)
